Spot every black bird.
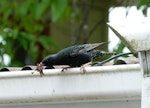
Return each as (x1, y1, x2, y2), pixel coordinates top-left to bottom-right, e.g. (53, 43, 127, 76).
(37, 42, 115, 76)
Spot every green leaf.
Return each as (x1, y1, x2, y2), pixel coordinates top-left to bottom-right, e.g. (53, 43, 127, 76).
(137, 0, 149, 9)
(38, 36, 59, 50)
(2, 28, 19, 39)
(19, 32, 37, 50)
(19, 38, 28, 50)
(36, 0, 51, 20)
(3, 5, 12, 20)
(51, 0, 69, 22)
(15, 2, 30, 19)
(20, 32, 36, 42)
(30, 2, 39, 19)
(115, 42, 125, 53)
(12, 28, 19, 39)
(30, 0, 51, 20)
(59, 6, 72, 22)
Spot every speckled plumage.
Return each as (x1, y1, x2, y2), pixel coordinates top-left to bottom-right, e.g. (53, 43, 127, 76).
(41, 42, 114, 67)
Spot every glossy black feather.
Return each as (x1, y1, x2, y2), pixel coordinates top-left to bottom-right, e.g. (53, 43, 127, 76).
(41, 42, 112, 67)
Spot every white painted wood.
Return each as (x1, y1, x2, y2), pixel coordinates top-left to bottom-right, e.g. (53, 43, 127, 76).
(0, 64, 141, 107)
(0, 100, 140, 108)
(138, 51, 150, 77)
(108, 18, 150, 52)
(142, 77, 150, 108)
(146, 51, 150, 76)
(139, 51, 150, 108)
(108, 18, 150, 108)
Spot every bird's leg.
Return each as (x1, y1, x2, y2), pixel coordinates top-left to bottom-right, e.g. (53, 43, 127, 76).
(80, 62, 92, 74)
(33, 63, 44, 77)
(37, 63, 44, 77)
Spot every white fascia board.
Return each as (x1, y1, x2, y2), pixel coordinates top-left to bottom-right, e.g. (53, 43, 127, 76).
(108, 18, 150, 52)
(0, 64, 141, 105)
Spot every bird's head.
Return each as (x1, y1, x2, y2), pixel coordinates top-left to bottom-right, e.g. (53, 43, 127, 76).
(41, 59, 48, 66)
(41, 54, 57, 66)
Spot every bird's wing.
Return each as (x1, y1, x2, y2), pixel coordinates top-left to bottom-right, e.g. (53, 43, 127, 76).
(70, 42, 108, 56)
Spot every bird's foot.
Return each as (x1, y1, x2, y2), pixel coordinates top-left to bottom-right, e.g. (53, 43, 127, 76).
(33, 63, 44, 77)
(80, 66, 86, 74)
(80, 62, 92, 74)
(61, 66, 71, 72)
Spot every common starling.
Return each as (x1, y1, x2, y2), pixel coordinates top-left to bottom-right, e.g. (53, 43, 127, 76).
(92, 52, 132, 66)
(37, 42, 115, 76)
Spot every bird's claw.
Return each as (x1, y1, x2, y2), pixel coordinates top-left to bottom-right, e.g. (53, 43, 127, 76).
(61, 66, 71, 72)
(34, 63, 44, 77)
(80, 66, 86, 74)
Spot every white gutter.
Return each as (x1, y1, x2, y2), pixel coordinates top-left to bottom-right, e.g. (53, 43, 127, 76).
(0, 64, 141, 105)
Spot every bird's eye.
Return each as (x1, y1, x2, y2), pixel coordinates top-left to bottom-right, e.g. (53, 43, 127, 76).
(46, 60, 48, 63)
(43, 59, 48, 64)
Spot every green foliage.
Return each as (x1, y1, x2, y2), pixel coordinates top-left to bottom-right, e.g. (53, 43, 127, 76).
(137, 0, 149, 9)
(0, 0, 147, 67)
(137, 0, 150, 16)
(38, 36, 59, 50)
(114, 42, 125, 54)
(0, 0, 69, 66)
(51, 0, 69, 22)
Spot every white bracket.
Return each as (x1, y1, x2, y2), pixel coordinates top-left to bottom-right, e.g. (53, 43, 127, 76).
(139, 51, 150, 77)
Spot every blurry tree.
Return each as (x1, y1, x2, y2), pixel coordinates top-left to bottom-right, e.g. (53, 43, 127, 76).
(0, 0, 109, 67)
(0, 0, 68, 66)
(0, 0, 144, 67)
